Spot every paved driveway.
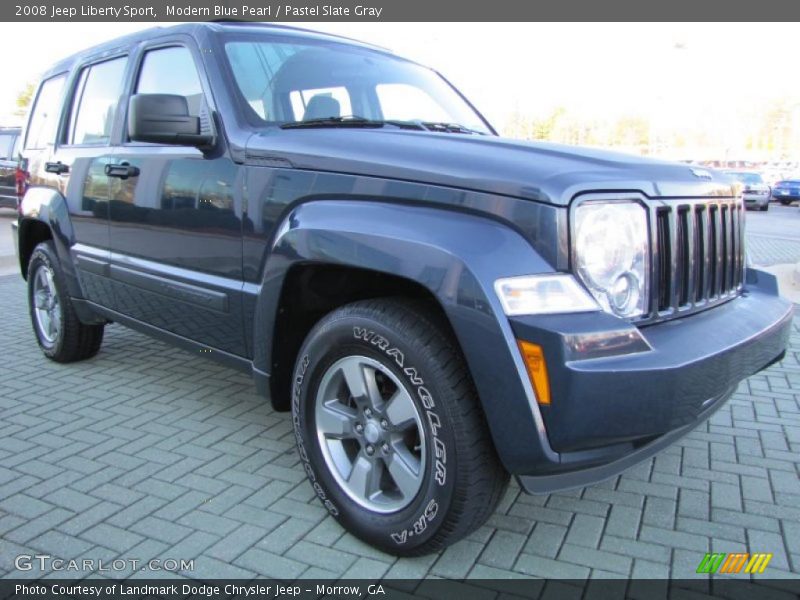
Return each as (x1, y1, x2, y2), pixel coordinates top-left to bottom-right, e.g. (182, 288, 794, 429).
(747, 204, 800, 267)
(0, 224, 798, 583)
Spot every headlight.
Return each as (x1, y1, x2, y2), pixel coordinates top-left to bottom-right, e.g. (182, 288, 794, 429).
(573, 201, 649, 318)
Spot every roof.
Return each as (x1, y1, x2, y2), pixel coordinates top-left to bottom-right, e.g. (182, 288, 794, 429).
(42, 22, 391, 77)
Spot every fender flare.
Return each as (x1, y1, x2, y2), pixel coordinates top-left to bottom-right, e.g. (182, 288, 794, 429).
(18, 186, 89, 310)
(252, 199, 560, 472)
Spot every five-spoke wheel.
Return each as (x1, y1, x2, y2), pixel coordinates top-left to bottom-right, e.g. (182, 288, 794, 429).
(32, 263, 61, 345)
(315, 355, 425, 513)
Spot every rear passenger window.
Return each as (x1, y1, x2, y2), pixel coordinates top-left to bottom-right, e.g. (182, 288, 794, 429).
(68, 57, 127, 145)
(25, 75, 66, 150)
(136, 47, 203, 116)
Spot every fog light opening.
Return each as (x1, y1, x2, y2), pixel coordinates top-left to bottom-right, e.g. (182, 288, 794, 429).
(517, 340, 551, 406)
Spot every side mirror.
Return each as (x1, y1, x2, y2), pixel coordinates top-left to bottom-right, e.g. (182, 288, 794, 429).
(128, 94, 213, 147)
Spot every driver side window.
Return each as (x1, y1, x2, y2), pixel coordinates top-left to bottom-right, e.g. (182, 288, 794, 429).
(133, 46, 211, 137)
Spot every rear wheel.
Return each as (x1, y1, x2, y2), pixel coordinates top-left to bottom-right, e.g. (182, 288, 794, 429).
(779, 199, 793, 206)
(27, 241, 104, 362)
(291, 298, 509, 555)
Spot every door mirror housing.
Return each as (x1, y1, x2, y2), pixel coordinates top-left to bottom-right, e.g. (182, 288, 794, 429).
(128, 94, 214, 147)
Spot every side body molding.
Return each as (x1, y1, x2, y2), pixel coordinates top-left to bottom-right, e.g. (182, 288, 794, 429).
(252, 199, 560, 472)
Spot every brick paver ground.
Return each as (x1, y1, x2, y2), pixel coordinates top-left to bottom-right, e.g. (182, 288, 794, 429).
(0, 235, 798, 582)
(749, 235, 800, 267)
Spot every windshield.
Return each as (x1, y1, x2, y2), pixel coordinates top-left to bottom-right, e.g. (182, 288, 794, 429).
(222, 36, 492, 134)
(726, 171, 764, 185)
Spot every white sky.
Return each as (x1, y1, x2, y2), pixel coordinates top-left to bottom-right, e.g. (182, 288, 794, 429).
(0, 22, 797, 134)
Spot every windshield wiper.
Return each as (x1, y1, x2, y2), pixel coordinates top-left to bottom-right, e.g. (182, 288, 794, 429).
(421, 122, 486, 135)
(280, 116, 386, 129)
(279, 116, 483, 134)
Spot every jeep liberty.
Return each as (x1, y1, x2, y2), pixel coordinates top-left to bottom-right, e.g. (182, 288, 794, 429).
(12, 23, 793, 555)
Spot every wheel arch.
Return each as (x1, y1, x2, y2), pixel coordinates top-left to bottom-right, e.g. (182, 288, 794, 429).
(269, 263, 453, 411)
(17, 186, 76, 283)
(17, 186, 102, 325)
(251, 199, 560, 473)
(17, 218, 53, 280)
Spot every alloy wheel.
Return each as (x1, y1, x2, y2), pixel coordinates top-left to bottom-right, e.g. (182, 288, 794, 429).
(315, 355, 426, 513)
(33, 264, 61, 345)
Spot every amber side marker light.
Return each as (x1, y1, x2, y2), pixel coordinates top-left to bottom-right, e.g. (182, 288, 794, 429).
(517, 340, 551, 406)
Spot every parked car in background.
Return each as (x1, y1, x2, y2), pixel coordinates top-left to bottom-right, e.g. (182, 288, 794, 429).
(724, 170, 771, 211)
(0, 127, 21, 209)
(771, 178, 800, 206)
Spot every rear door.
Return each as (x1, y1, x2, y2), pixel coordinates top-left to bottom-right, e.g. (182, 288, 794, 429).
(107, 40, 246, 357)
(55, 54, 130, 309)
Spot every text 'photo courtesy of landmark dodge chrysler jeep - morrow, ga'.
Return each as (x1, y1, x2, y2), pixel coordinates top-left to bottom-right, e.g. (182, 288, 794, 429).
(12, 22, 793, 556)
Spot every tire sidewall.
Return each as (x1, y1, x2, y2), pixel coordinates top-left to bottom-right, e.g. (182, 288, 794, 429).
(27, 244, 65, 357)
(292, 311, 455, 553)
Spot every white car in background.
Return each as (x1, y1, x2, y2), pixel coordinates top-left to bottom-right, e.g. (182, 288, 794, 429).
(724, 170, 771, 211)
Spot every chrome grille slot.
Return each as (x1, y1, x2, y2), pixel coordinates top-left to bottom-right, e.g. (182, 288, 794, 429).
(656, 209, 671, 311)
(692, 206, 703, 304)
(677, 207, 691, 307)
(650, 198, 744, 319)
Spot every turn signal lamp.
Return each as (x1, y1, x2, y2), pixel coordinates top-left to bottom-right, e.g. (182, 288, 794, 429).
(517, 340, 551, 406)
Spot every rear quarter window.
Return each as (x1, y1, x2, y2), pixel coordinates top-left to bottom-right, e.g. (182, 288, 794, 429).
(25, 74, 67, 150)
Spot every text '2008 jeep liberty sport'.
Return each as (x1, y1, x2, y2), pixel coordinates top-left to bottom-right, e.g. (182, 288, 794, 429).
(13, 23, 793, 555)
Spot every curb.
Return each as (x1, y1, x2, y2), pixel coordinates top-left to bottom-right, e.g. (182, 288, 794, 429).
(761, 262, 800, 305)
(0, 254, 18, 277)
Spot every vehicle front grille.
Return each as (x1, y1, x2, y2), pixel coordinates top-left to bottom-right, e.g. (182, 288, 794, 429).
(650, 198, 744, 319)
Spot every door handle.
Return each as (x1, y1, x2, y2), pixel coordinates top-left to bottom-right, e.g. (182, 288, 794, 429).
(44, 161, 69, 175)
(104, 162, 140, 179)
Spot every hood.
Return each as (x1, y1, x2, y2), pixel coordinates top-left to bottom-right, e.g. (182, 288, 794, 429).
(245, 129, 737, 206)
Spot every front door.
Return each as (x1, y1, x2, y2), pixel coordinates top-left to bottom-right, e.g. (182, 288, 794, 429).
(107, 42, 246, 357)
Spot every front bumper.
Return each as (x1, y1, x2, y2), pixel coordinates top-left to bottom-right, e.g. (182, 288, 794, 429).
(511, 268, 792, 492)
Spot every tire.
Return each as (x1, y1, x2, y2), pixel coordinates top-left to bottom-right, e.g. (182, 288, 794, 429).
(761, 203, 769, 211)
(779, 199, 792, 206)
(27, 241, 104, 362)
(291, 298, 509, 556)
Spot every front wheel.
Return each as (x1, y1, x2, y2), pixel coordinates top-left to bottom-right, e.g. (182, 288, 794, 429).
(291, 298, 509, 556)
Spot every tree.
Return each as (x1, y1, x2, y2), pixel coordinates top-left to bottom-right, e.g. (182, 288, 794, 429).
(14, 83, 35, 118)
